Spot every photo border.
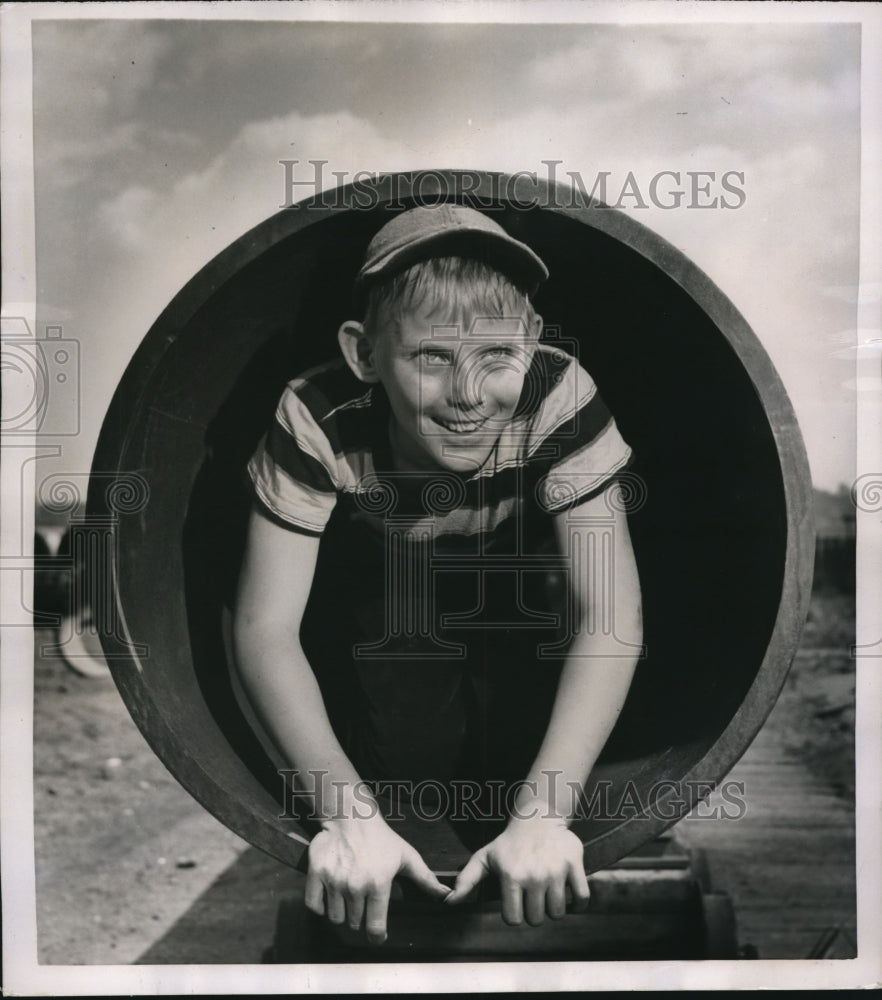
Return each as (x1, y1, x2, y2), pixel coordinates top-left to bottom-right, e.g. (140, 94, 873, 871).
(2, 1, 880, 993)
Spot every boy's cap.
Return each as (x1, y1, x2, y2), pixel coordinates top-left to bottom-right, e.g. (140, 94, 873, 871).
(356, 204, 549, 296)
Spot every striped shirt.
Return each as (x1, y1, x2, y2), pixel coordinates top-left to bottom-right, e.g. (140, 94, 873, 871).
(248, 345, 632, 555)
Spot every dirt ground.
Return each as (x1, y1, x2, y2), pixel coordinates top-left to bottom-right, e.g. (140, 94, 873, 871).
(778, 591, 856, 800)
(32, 630, 249, 965)
(30, 590, 855, 965)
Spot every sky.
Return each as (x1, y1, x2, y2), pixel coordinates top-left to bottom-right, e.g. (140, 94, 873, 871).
(29, 15, 863, 492)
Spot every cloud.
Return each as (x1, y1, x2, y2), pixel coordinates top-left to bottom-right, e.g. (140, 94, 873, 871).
(93, 111, 399, 263)
(34, 21, 172, 136)
(32, 20, 862, 491)
(527, 25, 858, 101)
(33, 22, 192, 191)
(523, 25, 860, 160)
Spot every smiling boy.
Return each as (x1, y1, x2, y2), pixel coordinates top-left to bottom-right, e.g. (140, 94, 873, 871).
(233, 204, 642, 945)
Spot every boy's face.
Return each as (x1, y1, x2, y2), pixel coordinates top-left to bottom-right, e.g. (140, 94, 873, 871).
(369, 302, 541, 474)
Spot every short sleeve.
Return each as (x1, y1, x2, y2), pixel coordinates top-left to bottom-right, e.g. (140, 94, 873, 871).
(247, 383, 340, 534)
(533, 355, 633, 513)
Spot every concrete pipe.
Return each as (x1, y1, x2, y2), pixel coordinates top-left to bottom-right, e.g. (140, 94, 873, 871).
(88, 171, 814, 874)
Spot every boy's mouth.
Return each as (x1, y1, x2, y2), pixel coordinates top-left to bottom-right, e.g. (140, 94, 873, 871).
(432, 415, 489, 435)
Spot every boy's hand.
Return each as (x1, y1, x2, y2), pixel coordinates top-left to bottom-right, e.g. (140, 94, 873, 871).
(444, 815, 590, 925)
(305, 814, 451, 944)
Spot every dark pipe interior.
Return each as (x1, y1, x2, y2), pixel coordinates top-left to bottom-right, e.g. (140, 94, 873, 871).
(96, 197, 788, 866)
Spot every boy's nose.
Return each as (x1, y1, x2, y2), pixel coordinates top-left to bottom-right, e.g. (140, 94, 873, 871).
(448, 363, 485, 411)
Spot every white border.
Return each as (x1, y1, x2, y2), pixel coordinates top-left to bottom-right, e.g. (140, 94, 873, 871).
(854, 2, 882, 982)
(2, 1, 880, 993)
(0, 2, 40, 991)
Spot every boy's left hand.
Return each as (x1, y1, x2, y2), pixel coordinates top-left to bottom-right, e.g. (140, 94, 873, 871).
(444, 815, 590, 925)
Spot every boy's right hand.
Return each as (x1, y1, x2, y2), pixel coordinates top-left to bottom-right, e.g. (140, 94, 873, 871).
(304, 814, 450, 944)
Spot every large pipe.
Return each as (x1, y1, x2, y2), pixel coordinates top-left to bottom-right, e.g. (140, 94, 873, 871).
(88, 171, 814, 873)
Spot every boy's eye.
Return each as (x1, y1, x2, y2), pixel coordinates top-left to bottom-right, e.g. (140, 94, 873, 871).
(480, 345, 523, 364)
(422, 349, 453, 365)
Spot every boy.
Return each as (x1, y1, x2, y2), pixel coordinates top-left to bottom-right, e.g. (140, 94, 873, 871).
(233, 203, 642, 945)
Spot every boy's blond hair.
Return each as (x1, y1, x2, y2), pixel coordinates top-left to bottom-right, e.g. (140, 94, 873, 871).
(363, 256, 538, 339)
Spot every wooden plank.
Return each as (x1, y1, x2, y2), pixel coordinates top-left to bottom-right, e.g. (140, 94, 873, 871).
(674, 673, 856, 961)
(307, 905, 709, 962)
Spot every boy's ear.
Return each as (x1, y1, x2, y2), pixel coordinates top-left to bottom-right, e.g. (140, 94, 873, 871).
(530, 313, 543, 341)
(520, 313, 543, 362)
(337, 321, 380, 384)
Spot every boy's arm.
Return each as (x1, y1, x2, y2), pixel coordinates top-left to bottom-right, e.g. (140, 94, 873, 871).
(233, 506, 449, 943)
(446, 484, 642, 924)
